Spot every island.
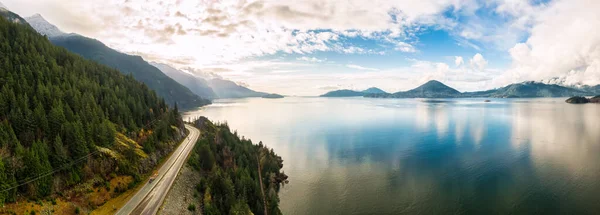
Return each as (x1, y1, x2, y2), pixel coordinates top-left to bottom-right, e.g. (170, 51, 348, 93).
(566, 96, 600, 104)
(262, 93, 285, 99)
(322, 80, 596, 99)
(320, 87, 387, 97)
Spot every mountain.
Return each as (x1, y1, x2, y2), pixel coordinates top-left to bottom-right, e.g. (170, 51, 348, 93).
(361, 87, 387, 94)
(20, 15, 209, 109)
(390, 80, 461, 98)
(0, 4, 27, 24)
(468, 81, 590, 98)
(320, 89, 365, 97)
(577, 85, 600, 94)
(365, 80, 589, 99)
(48, 35, 209, 109)
(320, 87, 388, 97)
(0, 14, 185, 209)
(151, 62, 217, 99)
(25, 14, 66, 37)
(208, 78, 268, 98)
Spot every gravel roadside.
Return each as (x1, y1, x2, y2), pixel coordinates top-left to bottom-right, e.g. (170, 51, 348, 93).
(158, 164, 202, 215)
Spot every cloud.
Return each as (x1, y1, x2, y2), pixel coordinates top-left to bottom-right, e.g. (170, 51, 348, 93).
(469, 53, 487, 71)
(454, 56, 464, 66)
(7, 0, 599, 94)
(493, 0, 600, 87)
(296, 56, 326, 63)
(395, 42, 416, 53)
(3, 0, 485, 68)
(346, 64, 379, 71)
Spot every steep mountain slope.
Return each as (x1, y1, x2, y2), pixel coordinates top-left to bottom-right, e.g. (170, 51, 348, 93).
(49, 35, 209, 109)
(0, 4, 27, 24)
(24, 14, 65, 37)
(0, 14, 185, 210)
(208, 78, 267, 98)
(392, 80, 461, 98)
(151, 62, 217, 99)
(362, 87, 387, 94)
(20, 15, 209, 109)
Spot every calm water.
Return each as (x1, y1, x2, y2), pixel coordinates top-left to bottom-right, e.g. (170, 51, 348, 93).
(183, 97, 600, 214)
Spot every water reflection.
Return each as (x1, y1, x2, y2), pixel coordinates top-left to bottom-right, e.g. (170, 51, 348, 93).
(183, 97, 600, 214)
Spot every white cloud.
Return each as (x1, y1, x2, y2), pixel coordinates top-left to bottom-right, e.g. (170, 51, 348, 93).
(346, 64, 379, 71)
(296, 56, 326, 63)
(395, 42, 416, 53)
(6, 0, 599, 94)
(454, 56, 464, 66)
(3, 0, 481, 68)
(469, 53, 487, 71)
(493, 0, 600, 87)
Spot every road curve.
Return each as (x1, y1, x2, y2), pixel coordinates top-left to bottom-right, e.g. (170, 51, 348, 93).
(116, 124, 200, 215)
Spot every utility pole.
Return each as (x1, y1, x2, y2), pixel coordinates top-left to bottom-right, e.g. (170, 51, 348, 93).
(257, 153, 268, 215)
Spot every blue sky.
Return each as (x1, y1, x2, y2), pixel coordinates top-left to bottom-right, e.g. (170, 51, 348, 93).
(4, 0, 600, 95)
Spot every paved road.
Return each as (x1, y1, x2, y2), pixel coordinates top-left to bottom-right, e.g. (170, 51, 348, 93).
(116, 124, 200, 215)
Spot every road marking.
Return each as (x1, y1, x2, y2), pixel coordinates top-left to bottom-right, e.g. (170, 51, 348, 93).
(116, 125, 199, 215)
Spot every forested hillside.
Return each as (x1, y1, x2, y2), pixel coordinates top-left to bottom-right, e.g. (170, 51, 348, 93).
(188, 117, 288, 215)
(0, 15, 185, 210)
(50, 35, 210, 110)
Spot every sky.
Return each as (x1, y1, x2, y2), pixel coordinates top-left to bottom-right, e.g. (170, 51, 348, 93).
(3, 0, 600, 96)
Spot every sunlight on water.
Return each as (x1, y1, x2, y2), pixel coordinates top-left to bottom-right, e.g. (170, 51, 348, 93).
(184, 97, 600, 214)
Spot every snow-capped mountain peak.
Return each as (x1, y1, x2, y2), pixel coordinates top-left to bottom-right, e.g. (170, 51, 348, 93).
(25, 13, 66, 38)
(0, 2, 7, 10)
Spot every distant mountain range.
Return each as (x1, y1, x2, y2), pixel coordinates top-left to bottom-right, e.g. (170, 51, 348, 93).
(207, 78, 268, 98)
(464, 81, 590, 98)
(15, 10, 270, 102)
(320, 87, 387, 97)
(19, 13, 210, 109)
(150, 63, 217, 99)
(151, 63, 269, 99)
(324, 80, 597, 98)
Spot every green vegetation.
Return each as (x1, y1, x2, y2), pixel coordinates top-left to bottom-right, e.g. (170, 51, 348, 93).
(320, 87, 387, 97)
(566, 96, 600, 104)
(188, 117, 288, 215)
(0, 15, 184, 206)
(187, 203, 196, 211)
(49, 34, 210, 110)
(321, 89, 367, 97)
(566, 96, 589, 104)
(0, 7, 28, 24)
(261, 94, 284, 99)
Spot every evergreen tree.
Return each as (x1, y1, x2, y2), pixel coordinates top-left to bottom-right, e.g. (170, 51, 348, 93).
(0, 15, 186, 199)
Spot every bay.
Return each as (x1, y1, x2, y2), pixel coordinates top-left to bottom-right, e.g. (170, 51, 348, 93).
(184, 97, 600, 214)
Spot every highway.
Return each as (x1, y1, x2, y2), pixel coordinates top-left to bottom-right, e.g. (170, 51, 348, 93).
(116, 124, 200, 215)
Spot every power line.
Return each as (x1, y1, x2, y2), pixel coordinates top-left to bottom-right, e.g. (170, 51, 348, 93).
(1, 150, 100, 193)
(0, 110, 177, 193)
